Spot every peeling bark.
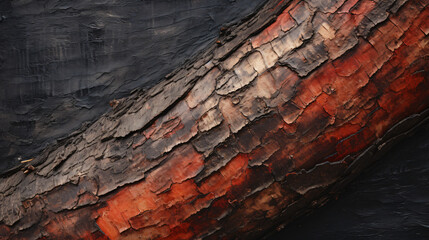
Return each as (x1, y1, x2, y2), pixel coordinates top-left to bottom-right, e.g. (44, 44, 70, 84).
(1, 0, 429, 239)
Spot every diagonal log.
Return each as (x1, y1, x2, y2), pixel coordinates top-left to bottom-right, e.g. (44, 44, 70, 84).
(1, 0, 429, 239)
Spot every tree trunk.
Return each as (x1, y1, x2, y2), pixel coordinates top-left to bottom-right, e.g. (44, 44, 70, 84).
(1, 0, 429, 239)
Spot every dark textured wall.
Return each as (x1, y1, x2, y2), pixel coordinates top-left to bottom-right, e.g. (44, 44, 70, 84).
(271, 123, 429, 240)
(0, 0, 266, 172)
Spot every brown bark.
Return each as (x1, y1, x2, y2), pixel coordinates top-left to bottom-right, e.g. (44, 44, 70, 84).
(1, 0, 429, 239)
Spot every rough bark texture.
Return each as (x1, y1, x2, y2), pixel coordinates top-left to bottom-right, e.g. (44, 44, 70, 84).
(271, 124, 429, 239)
(1, 0, 429, 239)
(0, 0, 267, 172)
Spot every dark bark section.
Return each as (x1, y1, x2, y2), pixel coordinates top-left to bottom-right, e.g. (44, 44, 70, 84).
(271, 123, 429, 240)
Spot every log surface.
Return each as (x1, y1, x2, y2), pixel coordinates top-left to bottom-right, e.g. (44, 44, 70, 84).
(271, 125, 429, 239)
(1, 0, 429, 239)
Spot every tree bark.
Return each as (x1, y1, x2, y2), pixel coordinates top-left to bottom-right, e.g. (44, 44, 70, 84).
(1, 0, 429, 239)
